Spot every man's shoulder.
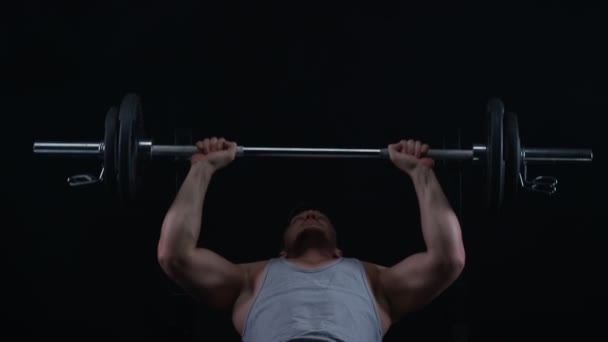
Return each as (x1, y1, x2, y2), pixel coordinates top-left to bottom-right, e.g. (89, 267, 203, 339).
(348, 257, 389, 271)
(237, 258, 271, 270)
(236, 258, 274, 279)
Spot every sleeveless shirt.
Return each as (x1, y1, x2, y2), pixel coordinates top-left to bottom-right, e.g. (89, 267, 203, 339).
(242, 256, 383, 342)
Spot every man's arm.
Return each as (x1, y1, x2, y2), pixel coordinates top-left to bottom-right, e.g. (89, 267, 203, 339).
(380, 147, 465, 322)
(157, 140, 244, 312)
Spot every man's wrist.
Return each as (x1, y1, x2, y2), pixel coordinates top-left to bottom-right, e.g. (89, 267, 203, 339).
(191, 160, 216, 179)
(405, 164, 431, 181)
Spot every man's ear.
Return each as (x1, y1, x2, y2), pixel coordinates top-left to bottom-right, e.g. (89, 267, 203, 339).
(335, 248, 343, 257)
(279, 250, 287, 257)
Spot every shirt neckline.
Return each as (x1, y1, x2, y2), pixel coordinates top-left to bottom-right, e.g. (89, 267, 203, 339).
(279, 256, 345, 272)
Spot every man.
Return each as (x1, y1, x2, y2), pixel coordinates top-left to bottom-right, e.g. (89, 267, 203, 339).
(157, 137, 465, 341)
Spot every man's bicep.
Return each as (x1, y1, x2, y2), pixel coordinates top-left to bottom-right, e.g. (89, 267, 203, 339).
(165, 248, 246, 311)
(379, 252, 463, 321)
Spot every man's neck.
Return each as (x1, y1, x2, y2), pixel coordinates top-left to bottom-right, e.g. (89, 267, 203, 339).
(286, 248, 340, 266)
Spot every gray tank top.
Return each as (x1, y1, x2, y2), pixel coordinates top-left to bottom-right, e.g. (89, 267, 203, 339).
(242, 256, 383, 342)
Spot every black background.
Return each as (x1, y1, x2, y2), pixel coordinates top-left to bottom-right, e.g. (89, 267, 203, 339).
(3, 1, 606, 341)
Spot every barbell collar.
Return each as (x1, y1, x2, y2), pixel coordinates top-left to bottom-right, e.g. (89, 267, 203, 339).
(139, 140, 153, 159)
(472, 144, 487, 164)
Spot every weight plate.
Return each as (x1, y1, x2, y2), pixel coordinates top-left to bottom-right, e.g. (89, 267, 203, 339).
(103, 106, 118, 196)
(118, 93, 144, 204)
(485, 98, 505, 209)
(504, 111, 521, 204)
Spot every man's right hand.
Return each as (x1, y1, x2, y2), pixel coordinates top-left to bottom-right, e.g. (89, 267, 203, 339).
(387, 139, 435, 176)
(191, 137, 238, 172)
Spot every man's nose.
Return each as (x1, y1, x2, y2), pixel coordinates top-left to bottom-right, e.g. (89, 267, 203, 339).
(304, 210, 319, 219)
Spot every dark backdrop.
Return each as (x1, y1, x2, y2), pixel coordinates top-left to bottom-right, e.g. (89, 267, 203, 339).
(3, 1, 605, 341)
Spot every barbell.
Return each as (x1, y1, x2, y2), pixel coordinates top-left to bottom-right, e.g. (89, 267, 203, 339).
(32, 93, 593, 208)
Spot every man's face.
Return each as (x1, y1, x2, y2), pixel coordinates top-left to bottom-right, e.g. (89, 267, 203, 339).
(282, 209, 337, 254)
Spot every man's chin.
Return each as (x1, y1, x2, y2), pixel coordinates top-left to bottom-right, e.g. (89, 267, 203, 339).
(292, 228, 332, 248)
(298, 226, 326, 237)
(302, 224, 323, 231)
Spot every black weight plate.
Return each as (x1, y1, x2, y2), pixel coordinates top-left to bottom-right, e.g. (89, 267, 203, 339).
(485, 98, 505, 209)
(133, 97, 145, 199)
(118, 93, 144, 204)
(104, 106, 118, 196)
(504, 112, 521, 204)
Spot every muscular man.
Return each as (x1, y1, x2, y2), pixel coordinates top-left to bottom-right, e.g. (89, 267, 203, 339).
(157, 137, 465, 342)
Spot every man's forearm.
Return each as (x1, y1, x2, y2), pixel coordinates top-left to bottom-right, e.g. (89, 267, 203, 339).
(158, 162, 215, 259)
(409, 166, 465, 261)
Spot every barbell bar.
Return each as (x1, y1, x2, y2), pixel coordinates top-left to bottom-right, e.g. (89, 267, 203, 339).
(32, 142, 592, 163)
(33, 142, 478, 160)
(31, 93, 593, 208)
